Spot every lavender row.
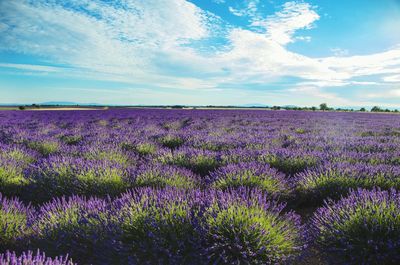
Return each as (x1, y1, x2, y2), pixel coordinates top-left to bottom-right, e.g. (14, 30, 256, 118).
(0, 188, 305, 264)
(2, 188, 400, 264)
(1, 109, 400, 264)
(2, 154, 400, 205)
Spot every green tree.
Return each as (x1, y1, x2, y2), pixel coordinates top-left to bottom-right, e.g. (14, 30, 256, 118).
(371, 106, 382, 112)
(319, 103, 329, 111)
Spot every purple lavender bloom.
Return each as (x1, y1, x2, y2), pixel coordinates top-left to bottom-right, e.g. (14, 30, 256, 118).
(3, 107, 400, 263)
(113, 188, 206, 264)
(0, 144, 36, 164)
(121, 140, 158, 156)
(28, 156, 133, 201)
(311, 188, 400, 264)
(297, 162, 400, 204)
(133, 163, 200, 189)
(155, 133, 186, 149)
(0, 159, 30, 199)
(157, 147, 221, 176)
(32, 195, 117, 264)
(0, 250, 75, 265)
(203, 188, 306, 264)
(208, 162, 290, 196)
(0, 193, 33, 252)
(258, 148, 325, 176)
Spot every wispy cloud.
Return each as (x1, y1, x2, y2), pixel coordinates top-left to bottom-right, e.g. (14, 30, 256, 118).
(0, 63, 64, 72)
(384, 75, 400, 82)
(252, 1, 320, 44)
(364, 88, 400, 99)
(0, 0, 399, 106)
(229, 0, 259, 18)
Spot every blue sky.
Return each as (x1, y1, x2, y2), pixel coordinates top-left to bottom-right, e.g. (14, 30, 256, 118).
(1, 0, 400, 107)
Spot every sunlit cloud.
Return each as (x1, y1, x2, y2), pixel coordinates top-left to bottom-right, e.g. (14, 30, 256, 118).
(0, 0, 399, 106)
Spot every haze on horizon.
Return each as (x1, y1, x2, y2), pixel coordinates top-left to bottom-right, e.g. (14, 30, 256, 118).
(1, 0, 400, 107)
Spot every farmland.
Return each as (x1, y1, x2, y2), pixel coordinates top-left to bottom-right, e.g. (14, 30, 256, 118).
(1, 108, 400, 264)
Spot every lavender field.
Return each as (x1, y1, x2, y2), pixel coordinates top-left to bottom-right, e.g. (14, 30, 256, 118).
(1, 109, 400, 264)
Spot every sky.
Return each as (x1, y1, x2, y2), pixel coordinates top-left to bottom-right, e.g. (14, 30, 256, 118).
(1, 0, 400, 107)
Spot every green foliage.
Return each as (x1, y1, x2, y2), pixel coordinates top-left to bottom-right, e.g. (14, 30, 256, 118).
(60, 135, 82, 145)
(159, 152, 219, 176)
(204, 204, 301, 264)
(97, 120, 108, 126)
(119, 198, 201, 264)
(0, 165, 30, 198)
(36, 163, 129, 199)
(371, 106, 382, 112)
(28, 141, 59, 156)
(76, 168, 129, 196)
(294, 128, 306, 134)
(312, 190, 400, 264)
(0, 198, 29, 252)
(261, 154, 318, 175)
(319, 103, 328, 111)
(0, 210, 28, 250)
(190, 155, 219, 176)
(33, 198, 115, 264)
(158, 135, 184, 149)
(1, 149, 34, 164)
(134, 172, 197, 189)
(85, 150, 130, 166)
(135, 143, 158, 156)
(298, 169, 400, 203)
(213, 175, 282, 193)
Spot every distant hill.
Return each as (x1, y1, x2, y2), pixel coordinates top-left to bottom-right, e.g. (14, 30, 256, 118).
(241, 103, 269, 107)
(40, 101, 101, 106)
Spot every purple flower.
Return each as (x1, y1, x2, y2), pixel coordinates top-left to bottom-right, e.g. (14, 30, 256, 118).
(311, 188, 400, 264)
(0, 250, 75, 265)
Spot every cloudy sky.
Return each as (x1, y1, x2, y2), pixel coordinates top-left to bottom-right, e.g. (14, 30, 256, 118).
(1, 0, 400, 107)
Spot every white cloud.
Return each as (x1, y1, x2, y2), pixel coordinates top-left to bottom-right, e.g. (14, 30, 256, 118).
(0, 0, 399, 106)
(383, 75, 400, 82)
(229, 1, 259, 18)
(251, 1, 320, 45)
(0, 0, 215, 84)
(365, 89, 400, 99)
(0, 63, 63, 72)
(330, 48, 349, 57)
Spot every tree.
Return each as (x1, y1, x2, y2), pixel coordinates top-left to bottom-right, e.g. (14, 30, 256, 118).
(359, 107, 366, 112)
(18, 106, 26, 110)
(371, 106, 382, 112)
(319, 103, 329, 111)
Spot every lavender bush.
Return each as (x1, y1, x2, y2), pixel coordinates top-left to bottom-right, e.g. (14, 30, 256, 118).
(32, 196, 117, 264)
(0, 109, 400, 263)
(133, 164, 200, 189)
(0, 250, 75, 265)
(297, 162, 400, 203)
(203, 189, 305, 264)
(113, 188, 205, 264)
(0, 194, 32, 252)
(311, 188, 400, 264)
(208, 162, 289, 196)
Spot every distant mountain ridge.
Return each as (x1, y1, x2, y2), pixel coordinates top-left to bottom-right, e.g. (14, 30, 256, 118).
(40, 101, 101, 106)
(240, 103, 269, 107)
